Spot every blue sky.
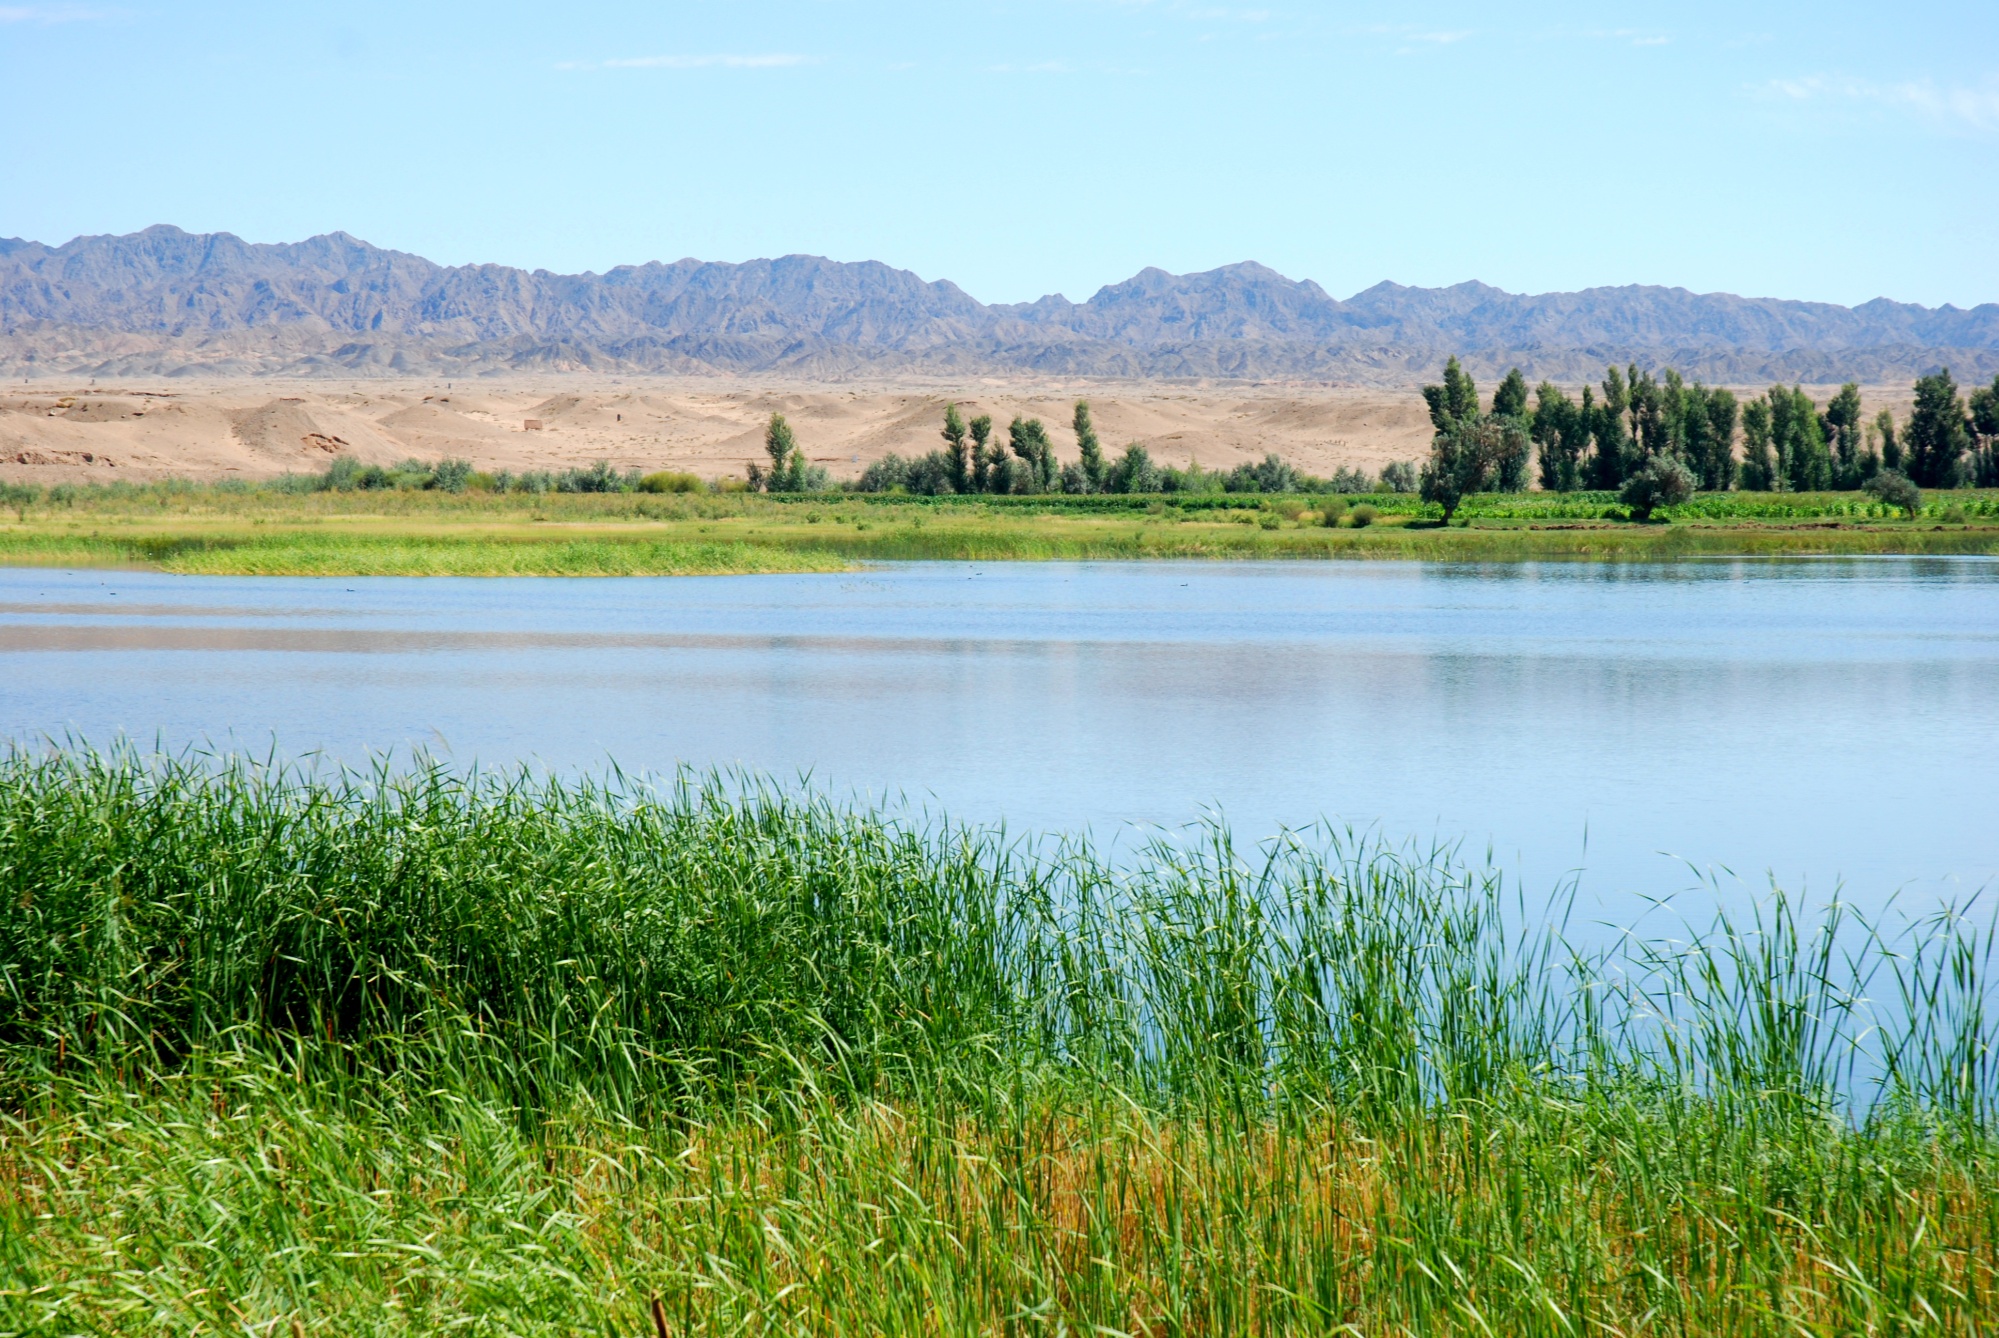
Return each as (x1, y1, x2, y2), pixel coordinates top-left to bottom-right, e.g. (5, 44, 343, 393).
(2, 1, 1994, 307)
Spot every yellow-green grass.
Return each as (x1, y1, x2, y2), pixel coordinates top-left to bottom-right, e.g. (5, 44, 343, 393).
(4, 750, 1997, 1336)
(3, 485, 1998, 575)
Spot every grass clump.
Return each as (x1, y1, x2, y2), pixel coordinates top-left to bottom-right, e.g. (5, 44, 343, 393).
(1, 746, 1998, 1334)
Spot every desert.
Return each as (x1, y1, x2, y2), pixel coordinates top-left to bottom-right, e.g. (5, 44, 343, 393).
(0, 374, 1931, 487)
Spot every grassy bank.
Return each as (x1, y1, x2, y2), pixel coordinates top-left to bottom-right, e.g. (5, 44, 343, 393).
(3, 483, 1998, 574)
(3, 748, 1996, 1335)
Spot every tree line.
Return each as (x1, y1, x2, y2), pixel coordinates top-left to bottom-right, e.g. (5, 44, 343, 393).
(752, 402, 1419, 497)
(1414, 357, 1999, 520)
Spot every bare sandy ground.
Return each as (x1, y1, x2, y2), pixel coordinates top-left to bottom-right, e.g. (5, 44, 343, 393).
(0, 376, 1925, 487)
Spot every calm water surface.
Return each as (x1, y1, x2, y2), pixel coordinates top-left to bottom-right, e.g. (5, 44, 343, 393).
(3, 558, 1995, 917)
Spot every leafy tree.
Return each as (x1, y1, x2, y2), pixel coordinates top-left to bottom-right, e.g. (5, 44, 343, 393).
(1108, 443, 1161, 494)
(1767, 386, 1830, 492)
(1531, 382, 1585, 492)
(1739, 398, 1776, 491)
(1874, 408, 1902, 474)
(1967, 375, 1999, 486)
(969, 414, 995, 491)
(1905, 369, 1970, 488)
(1420, 416, 1503, 523)
(1629, 368, 1669, 460)
(1379, 460, 1418, 493)
(1866, 468, 1920, 517)
(1490, 416, 1531, 492)
(941, 404, 970, 494)
(1421, 356, 1481, 431)
(1587, 371, 1634, 488)
(1620, 455, 1694, 521)
(764, 412, 796, 485)
(1491, 368, 1529, 421)
(1008, 416, 1056, 491)
(1073, 401, 1107, 493)
(1695, 386, 1739, 491)
(1226, 453, 1298, 494)
(1823, 383, 1865, 489)
(758, 413, 824, 493)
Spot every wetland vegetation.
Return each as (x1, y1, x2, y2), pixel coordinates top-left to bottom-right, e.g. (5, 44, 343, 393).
(1, 747, 1996, 1334)
(3, 476, 1998, 577)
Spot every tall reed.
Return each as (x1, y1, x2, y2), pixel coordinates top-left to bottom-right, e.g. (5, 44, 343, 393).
(2, 746, 1995, 1333)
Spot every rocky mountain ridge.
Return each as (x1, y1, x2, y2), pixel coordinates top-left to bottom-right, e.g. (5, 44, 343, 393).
(3, 226, 1994, 383)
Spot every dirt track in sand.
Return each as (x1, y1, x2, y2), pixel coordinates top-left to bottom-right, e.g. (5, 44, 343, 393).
(0, 376, 1924, 486)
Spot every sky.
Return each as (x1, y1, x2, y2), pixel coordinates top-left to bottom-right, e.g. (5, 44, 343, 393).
(2, 1, 1995, 308)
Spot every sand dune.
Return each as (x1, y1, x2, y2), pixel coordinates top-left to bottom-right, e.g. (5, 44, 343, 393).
(0, 376, 1925, 486)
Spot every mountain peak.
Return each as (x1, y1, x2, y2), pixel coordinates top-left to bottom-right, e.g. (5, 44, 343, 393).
(2, 227, 1995, 381)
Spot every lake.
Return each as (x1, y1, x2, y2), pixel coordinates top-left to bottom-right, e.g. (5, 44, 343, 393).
(4, 557, 1995, 921)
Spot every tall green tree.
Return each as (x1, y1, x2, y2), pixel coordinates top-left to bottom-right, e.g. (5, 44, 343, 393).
(941, 404, 970, 494)
(1531, 382, 1585, 492)
(1008, 416, 1055, 492)
(1629, 368, 1669, 460)
(761, 412, 813, 493)
(1874, 408, 1902, 474)
(1073, 401, 1107, 493)
(969, 414, 995, 492)
(1420, 417, 1504, 523)
(1823, 383, 1865, 489)
(1967, 375, 1999, 486)
(1421, 356, 1481, 431)
(1905, 369, 1971, 488)
(1697, 387, 1739, 491)
(1768, 386, 1830, 492)
(1589, 371, 1632, 489)
(1491, 368, 1529, 421)
(1739, 398, 1776, 491)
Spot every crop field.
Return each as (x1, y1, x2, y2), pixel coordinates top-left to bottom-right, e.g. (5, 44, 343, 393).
(3, 482, 1999, 575)
(2, 749, 1996, 1335)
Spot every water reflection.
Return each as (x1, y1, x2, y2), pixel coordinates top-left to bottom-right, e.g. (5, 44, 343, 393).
(4, 558, 1996, 917)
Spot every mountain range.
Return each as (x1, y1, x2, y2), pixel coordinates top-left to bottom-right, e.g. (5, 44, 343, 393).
(3, 225, 1995, 383)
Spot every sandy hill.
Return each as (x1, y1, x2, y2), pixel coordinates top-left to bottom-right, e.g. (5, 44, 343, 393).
(2, 228, 1994, 384)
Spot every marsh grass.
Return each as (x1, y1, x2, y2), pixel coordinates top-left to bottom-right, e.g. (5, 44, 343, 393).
(2, 747, 1997, 1333)
(3, 485, 1999, 575)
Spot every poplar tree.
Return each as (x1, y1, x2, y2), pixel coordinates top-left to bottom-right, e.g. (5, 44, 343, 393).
(969, 414, 995, 492)
(1532, 382, 1583, 492)
(1073, 400, 1107, 492)
(1589, 370, 1631, 489)
(1874, 409, 1902, 474)
(941, 404, 970, 494)
(1824, 383, 1865, 488)
(1422, 357, 1481, 431)
(1699, 387, 1739, 490)
(1906, 369, 1970, 488)
(1739, 399, 1775, 491)
(1492, 368, 1529, 420)
(763, 413, 801, 492)
(1009, 416, 1055, 492)
(1970, 375, 1999, 486)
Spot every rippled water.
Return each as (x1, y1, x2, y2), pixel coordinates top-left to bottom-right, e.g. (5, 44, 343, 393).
(4, 557, 1995, 916)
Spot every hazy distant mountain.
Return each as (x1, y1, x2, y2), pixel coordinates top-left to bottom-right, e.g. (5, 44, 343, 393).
(2, 226, 1994, 382)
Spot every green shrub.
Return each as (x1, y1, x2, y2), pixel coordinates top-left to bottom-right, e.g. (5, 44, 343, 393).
(1349, 503, 1378, 528)
(639, 470, 706, 494)
(1320, 498, 1349, 526)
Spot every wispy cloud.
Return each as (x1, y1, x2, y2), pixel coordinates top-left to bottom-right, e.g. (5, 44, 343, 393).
(0, 4, 116, 22)
(1358, 23, 1472, 53)
(1765, 73, 1999, 134)
(557, 53, 818, 72)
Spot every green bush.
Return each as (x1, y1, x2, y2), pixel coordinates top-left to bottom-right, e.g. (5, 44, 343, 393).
(638, 470, 706, 494)
(1349, 503, 1378, 528)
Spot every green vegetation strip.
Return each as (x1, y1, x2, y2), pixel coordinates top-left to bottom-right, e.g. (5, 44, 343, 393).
(2, 748, 1996, 1334)
(4, 483, 1999, 575)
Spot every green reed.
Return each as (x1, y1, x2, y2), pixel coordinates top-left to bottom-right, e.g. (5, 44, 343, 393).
(2, 746, 1996, 1334)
